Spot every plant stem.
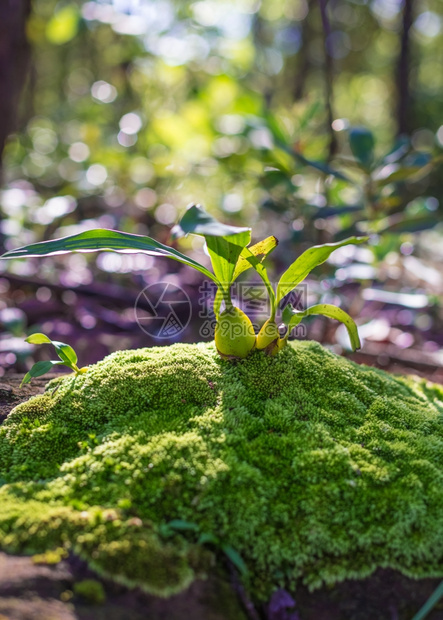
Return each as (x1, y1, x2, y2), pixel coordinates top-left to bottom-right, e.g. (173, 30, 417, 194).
(222, 287, 234, 312)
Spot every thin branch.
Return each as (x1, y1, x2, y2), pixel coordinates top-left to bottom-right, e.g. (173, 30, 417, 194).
(318, 0, 337, 158)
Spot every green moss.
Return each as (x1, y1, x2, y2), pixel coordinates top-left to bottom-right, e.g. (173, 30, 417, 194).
(1, 341, 443, 598)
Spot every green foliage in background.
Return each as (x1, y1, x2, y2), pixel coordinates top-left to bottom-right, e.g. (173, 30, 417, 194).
(1, 0, 442, 280)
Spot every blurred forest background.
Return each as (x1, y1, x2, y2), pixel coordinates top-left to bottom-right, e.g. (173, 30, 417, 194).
(0, 0, 442, 381)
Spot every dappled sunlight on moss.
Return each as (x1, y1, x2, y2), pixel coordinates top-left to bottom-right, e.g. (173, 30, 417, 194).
(1, 341, 443, 598)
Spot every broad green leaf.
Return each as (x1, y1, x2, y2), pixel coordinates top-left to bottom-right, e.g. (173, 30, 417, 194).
(25, 333, 52, 345)
(52, 341, 78, 367)
(276, 236, 368, 304)
(172, 203, 250, 239)
(172, 204, 251, 291)
(232, 236, 278, 281)
(282, 303, 361, 351)
(1, 228, 218, 285)
(222, 545, 248, 576)
(349, 127, 375, 169)
(206, 232, 251, 292)
(20, 360, 61, 387)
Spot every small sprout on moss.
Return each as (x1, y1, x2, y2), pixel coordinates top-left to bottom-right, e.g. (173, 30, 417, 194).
(21, 332, 88, 386)
(73, 579, 106, 605)
(2, 205, 368, 360)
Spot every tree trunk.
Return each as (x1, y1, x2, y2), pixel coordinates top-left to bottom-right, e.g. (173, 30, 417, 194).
(0, 0, 31, 168)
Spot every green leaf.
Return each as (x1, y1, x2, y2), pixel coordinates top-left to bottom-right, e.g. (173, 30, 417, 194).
(206, 232, 251, 293)
(377, 215, 438, 234)
(198, 532, 219, 546)
(374, 165, 423, 187)
(173, 204, 251, 292)
(232, 236, 278, 281)
(292, 150, 351, 182)
(349, 127, 375, 169)
(20, 360, 61, 387)
(264, 111, 288, 146)
(222, 545, 248, 576)
(411, 580, 443, 620)
(167, 520, 200, 532)
(227, 236, 278, 318)
(262, 112, 350, 181)
(0, 228, 218, 285)
(276, 237, 368, 304)
(283, 303, 361, 351)
(311, 205, 364, 219)
(238, 245, 276, 316)
(52, 341, 78, 367)
(25, 333, 52, 345)
(172, 203, 250, 239)
(382, 135, 410, 164)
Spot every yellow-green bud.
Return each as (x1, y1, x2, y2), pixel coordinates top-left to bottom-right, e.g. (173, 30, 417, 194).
(256, 319, 281, 355)
(215, 307, 256, 359)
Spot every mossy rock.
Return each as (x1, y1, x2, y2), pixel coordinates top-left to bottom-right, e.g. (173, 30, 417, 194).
(1, 341, 443, 601)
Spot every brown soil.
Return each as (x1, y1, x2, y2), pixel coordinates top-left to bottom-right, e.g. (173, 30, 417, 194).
(1, 374, 443, 620)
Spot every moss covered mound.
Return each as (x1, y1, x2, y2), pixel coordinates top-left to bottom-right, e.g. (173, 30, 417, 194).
(1, 341, 443, 599)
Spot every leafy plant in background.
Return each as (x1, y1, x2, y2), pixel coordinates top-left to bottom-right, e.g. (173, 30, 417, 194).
(20, 333, 86, 386)
(1, 204, 367, 363)
(260, 112, 442, 248)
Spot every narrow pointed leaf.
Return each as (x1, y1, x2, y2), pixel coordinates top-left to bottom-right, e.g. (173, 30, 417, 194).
(411, 580, 443, 620)
(232, 236, 278, 281)
(292, 150, 352, 182)
(283, 303, 361, 351)
(167, 519, 199, 532)
(198, 532, 219, 546)
(222, 545, 248, 576)
(239, 246, 276, 313)
(276, 236, 368, 304)
(25, 333, 52, 345)
(0, 228, 218, 285)
(20, 360, 61, 387)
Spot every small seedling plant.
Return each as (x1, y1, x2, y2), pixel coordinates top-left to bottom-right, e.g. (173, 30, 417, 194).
(1, 204, 367, 363)
(21, 333, 86, 386)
